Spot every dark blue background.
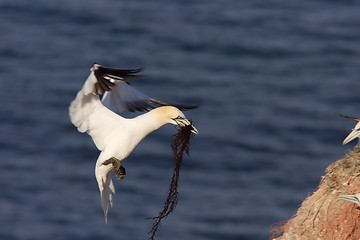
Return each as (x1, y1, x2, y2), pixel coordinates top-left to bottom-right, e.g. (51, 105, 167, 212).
(1, 0, 359, 239)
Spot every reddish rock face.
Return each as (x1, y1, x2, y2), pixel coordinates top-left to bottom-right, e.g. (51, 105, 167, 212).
(272, 147, 360, 240)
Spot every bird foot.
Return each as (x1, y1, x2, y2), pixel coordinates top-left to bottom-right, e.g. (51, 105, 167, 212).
(102, 157, 126, 180)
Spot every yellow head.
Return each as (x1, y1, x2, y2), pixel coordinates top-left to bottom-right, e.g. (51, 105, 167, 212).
(154, 106, 198, 134)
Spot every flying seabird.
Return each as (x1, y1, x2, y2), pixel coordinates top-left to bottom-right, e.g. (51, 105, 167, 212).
(339, 193, 360, 206)
(69, 63, 198, 222)
(340, 115, 360, 145)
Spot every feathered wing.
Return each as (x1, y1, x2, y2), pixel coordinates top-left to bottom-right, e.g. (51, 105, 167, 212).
(69, 71, 124, 151)
(343, 123, 360, 145)
(340, 115, 360, 145)
(97, 65, 197, 113)
(102, 83, 197, 113)
(101, 81, 153, 113)
(70, 63, 197, 137)
(340, 115, 360, 122)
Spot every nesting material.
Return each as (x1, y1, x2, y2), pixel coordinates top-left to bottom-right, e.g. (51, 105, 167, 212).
(148, 123, 195, 240)
(272, 146, 360, 240)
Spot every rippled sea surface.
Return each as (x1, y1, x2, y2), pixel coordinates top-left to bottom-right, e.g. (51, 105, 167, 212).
(1, 1, 360, 239)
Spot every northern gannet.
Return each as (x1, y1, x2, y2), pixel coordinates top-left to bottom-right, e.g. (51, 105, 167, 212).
(339, 193, 360, 206)
(69, 64, 198, 222)
(340, 115, 360, 145)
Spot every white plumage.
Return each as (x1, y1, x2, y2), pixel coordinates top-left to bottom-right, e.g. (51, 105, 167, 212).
(69, 64, 198, 222)
(340, 115, 360, 145)
(339, 193, 360, 206)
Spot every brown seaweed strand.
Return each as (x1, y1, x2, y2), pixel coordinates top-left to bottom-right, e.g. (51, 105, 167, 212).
(148, 123, 193, 240)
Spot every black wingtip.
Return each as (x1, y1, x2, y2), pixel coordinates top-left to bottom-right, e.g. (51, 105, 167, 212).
(96, 65, 143, 77)
(148, 99, 199, 111)
(175, 104, 199, 111)
(92, 62, 143, 73)
(92, 64, 144, 95)
(339, 115, 360, 122)
(340, 114, 352, 119)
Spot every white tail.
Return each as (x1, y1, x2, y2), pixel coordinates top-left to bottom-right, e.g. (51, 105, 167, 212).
(95, 153, 115, 223)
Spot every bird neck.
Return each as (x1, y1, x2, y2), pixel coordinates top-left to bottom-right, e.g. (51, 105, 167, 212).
(130, 109, 168, 139)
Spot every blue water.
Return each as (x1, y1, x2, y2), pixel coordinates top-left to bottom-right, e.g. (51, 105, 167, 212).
(1, 0, 360, 239)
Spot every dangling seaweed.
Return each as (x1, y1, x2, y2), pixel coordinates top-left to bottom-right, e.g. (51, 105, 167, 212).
(148, 122, 195, 240)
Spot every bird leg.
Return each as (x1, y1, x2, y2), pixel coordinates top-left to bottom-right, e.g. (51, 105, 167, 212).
(102, 157, 126, 180)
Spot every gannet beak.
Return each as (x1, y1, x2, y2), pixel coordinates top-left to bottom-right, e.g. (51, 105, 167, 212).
(173, 117, 199, 135)
(338, 194, 360, 205)
(343, 129, 360, 145)
(189, 124, 199, 135)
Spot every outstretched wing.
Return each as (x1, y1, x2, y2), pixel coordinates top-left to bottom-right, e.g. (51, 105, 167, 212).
(340, 115, 360, 145)
(69, 63, 197, 148)
(340, 115, 360, 122)
(95, 65, 197, 113)
(68, 65, 139, 150)
(93, 64, 143, 95)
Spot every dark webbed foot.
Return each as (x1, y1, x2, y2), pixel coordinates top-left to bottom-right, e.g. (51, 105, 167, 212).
(102, 157, 126, 180)
(116, 165, 126, 180)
